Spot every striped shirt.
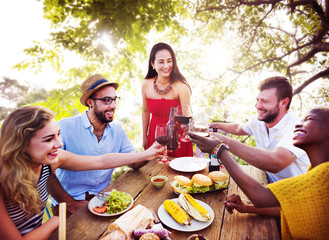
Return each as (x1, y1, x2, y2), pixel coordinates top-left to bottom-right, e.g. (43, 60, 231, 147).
(5, 164, 51, 235)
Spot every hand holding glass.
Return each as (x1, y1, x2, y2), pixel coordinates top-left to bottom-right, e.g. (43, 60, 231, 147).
(190, 116, 210, 158)
(155, 124, 171, 163)
(190, 116, 210, 137)
(175, 104, 193, 142)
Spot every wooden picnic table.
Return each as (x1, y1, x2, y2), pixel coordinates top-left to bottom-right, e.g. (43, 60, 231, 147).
(49, 160, 280, 240)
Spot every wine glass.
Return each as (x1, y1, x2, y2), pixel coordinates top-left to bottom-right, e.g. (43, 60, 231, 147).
(190, 115, 210, 159)
(175, 104, 193, 142)
(155, 124, 171, 163)
(190, 115, 210, 137)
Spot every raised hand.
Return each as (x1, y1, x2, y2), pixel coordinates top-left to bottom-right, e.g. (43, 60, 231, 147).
(188, 131, 222, 154)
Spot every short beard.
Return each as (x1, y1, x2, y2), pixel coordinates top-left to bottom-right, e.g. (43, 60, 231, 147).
(94, 103, 113, 124)
(262, 105, 280, 123)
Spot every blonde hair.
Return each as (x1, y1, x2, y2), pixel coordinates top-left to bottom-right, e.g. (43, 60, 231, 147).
(0, 105, 54, 215)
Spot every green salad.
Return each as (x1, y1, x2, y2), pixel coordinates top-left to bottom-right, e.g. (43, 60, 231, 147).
(105, 189, 132, 214)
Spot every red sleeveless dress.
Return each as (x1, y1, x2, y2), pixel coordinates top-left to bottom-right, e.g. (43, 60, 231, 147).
(146, 98, 193, 157)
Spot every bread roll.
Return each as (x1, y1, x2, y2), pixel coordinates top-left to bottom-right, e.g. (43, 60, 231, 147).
(174, 175, 193, 186)
(192, 174, 213, 186)
(140, 233, 160, 240)
(208, 171, 228, 182)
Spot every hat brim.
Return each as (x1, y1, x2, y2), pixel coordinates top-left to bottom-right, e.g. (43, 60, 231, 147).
(80, 82, 119, 107)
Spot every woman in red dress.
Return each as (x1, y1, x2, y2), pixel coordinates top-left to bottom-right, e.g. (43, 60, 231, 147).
(142, 42, 193, 158)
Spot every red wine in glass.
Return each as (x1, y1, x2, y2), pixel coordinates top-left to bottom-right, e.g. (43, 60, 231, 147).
(155, 135, 171, 146)
(175, 116, 192, 125)
(155, 124, 171, 163)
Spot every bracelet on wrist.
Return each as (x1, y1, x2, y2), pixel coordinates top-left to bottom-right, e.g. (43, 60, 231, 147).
(216, 143, 229, 160)
(211, 143, 222, 156)
(211, 142, 229, 162)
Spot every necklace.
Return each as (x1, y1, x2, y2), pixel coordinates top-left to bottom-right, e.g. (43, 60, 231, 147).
(153, 76, 172, 94)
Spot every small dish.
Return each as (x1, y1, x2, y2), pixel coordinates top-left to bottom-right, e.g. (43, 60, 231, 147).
(151, 175, 168, 188)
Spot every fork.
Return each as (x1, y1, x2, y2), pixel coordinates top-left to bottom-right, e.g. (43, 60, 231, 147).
(96, 192, 111, 200)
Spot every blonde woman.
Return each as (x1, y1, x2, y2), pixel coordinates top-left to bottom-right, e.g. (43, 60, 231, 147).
(0, 105, 164, 240)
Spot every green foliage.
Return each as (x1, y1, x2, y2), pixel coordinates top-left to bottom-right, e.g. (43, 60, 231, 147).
(14, 41, 63, 73)
(0, 106, 10, 123)
(38, 84, 85, 121)
(0, 77, 51, 121)
(314, 80, 329, 105)
(17, 88, 51, 107)
(0, 77, 28, 103)
(42, 0, 185, 59)
(195, 1, 327, 80)
(13, 0, 329, 110)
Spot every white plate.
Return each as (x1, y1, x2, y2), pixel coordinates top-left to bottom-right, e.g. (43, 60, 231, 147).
(169, 157, 208, 172)
(88, 191, 133, 217)
(158, 198, 214, 232)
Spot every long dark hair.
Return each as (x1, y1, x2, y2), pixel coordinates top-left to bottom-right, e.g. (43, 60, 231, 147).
(145, 42, 191, 92)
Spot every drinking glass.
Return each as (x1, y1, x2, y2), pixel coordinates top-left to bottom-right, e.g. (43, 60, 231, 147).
(190, 115, 210, 159)
(175, 104, 193, 142)
(155, 124, 171, 163)
(190, 115, 210, 137)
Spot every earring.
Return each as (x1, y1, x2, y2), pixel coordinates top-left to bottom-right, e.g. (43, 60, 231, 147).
(153, 67, 155, 70)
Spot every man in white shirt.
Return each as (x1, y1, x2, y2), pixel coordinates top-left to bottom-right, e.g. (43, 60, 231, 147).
(196, 76, 310, 183)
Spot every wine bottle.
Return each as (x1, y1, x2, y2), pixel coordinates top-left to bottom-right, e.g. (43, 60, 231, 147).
(209, 155, 220, 172)
(166, 107, 179, 151)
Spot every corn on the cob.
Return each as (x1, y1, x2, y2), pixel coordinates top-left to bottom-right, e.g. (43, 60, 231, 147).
(178, 193, 211, 222)
(163, 199, 191, 225)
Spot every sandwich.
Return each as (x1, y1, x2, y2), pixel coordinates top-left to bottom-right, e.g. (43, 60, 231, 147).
(207, 171, 229, 189)
(190, 174, 213, 193)
(170, 175, 193, 193)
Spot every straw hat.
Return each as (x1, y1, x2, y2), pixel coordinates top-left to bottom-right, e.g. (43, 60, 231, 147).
(80, 74, 119, 106)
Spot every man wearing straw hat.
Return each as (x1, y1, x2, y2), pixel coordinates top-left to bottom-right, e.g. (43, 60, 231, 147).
(48, 74, 143, 216)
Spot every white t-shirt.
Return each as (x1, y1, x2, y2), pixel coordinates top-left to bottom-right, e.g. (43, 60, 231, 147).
(242, 110, 310, 182)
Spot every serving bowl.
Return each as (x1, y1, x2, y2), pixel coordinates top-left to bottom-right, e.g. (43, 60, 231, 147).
(151, 175, 168, 188)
